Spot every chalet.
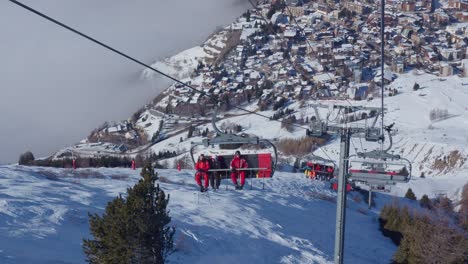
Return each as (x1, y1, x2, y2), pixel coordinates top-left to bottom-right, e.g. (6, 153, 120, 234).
(271, 12, 289, 25)
(448, 0, 468, 10)
(454, 12, 468, 22)
(347, 83, 369, 100)
(125, 131, 138, 140)
(399, 1, 416, 12)
(314, 72, 335, 85)
(284, 29, 298, 38)
(287, 6, 305, 17)
(344, 2, 371, 15)
(439, 47, 462, 61)
(439, 62, 453, 76)
(392, 57, 406, 73)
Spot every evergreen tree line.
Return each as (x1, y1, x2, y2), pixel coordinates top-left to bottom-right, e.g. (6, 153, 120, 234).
(270, 108, 294, 120)
(273, 97, 288, 111)
(18, 151, 166, 169)
(151, 120, 165, 143)
(151, 151, 178, 161)
(32, 156, 136, 168)
(83, 164, 175, 263)
(379, 188, 468, 263)
(187, 125, 210, 138)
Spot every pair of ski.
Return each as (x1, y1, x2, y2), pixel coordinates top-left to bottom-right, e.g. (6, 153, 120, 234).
(198, 186, 220, 193)
(196, 185, 244, 192)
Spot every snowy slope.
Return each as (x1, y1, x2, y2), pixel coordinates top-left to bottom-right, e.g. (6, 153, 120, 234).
(0, 165, 396, 263)
(344, 72, 468, 200)
(182, 72, 468, 202)
(142, 46, 212, 80)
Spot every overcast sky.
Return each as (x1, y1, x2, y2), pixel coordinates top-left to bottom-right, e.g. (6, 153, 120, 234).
(0, 0, 251, 164)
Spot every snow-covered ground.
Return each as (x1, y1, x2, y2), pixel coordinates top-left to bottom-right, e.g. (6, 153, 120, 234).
(157, 71, 467, 203)
(0, 165, 398, 264)
(54, 69, 468, 202)
(142, 46, 212, 81)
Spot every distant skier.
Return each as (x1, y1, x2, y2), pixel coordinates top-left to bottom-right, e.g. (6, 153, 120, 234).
(195, 154, 210, 192)
(230, 151, 248, 190)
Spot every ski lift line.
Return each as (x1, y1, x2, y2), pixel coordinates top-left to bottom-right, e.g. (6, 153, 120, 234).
(380, 0, 386, 147)
(358, 136, 364, 153)
(7, 0, 308, 132)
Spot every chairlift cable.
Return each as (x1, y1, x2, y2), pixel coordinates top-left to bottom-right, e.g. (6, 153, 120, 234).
(350, 138, 358, 156)
(380, 0, 386, 150)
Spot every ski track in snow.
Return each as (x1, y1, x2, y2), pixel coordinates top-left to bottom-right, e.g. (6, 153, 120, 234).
(0, 165, 399, 264)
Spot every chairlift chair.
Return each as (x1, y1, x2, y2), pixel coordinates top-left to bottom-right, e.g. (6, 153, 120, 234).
(190, 106, 278, 187)
(347, 150, 411, 185)
(301, 154, 336, 180)
(365, 127, 382, 142)
(306, 121, 327, 137)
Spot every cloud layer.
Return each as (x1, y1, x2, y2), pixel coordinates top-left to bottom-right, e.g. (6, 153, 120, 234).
(0, 0, 250, 163)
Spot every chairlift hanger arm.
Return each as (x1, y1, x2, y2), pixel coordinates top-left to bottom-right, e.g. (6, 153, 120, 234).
(310, 153, 337, 167)
(313, 105, 322, 122)
(371, 112, 380, 128)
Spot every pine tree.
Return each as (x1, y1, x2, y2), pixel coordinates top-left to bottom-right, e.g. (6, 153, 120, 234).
(187, 125, 194, 138)
(18, 151, 35, 165)
(83, 164, 175, 263)
(405, 188, 417, 200)
(447, 53, 453, 61)
(459, 183, 468, 232)
(433, 196, 453, 214)
(419, 194, 432, 209)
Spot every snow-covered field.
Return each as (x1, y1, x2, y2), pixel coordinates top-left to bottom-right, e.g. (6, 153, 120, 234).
(0, 165, 399, 264)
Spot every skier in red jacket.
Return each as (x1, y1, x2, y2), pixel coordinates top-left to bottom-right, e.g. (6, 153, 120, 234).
(230, 151, 248, 190)
(195, 154, 210, 192)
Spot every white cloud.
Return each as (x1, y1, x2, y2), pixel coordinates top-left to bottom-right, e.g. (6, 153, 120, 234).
(0, 0, 251, 163)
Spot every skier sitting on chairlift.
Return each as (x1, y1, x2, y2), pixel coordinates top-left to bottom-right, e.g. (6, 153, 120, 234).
(195, 154, 210, 192)
(208, 155, 222, 190)
(230, 150, 248, 190)
(326, 166, 334, 179)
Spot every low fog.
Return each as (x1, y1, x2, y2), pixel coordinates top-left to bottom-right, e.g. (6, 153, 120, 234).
(0, 0, 251, 163)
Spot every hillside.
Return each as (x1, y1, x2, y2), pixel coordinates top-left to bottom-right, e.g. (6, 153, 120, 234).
(47, 2, 468, 204)
(139, 70, 468, 202)
(0, 165, 397, 263)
